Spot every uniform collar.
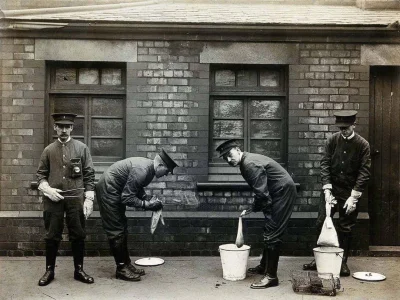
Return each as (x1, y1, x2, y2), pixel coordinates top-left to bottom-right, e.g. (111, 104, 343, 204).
(58, 137, 71, 144)
(341, 131, 355, 140)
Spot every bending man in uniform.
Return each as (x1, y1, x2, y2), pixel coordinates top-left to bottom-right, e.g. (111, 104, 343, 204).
(37, 113, 95, 286)
(216, 139, 297, 289)
(303, 110, 371, 276)
(95, 149, 178, 281)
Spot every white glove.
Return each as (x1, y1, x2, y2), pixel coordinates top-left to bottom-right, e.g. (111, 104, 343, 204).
(240, 208, 253, 217)
(38, 181, 64, 202)
(343, 190, 361, 215)
(324, 189, 337, 207)
(84, 191, 95, 201)
(83, 199, 93, 220)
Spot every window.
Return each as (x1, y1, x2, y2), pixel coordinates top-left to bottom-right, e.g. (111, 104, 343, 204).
(209, 65, 287, 181)
(47, 62, 126, 163)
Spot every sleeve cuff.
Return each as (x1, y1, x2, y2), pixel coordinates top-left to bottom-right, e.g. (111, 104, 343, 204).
(322, 184, 332, 190)
(351, 189, 362, 198)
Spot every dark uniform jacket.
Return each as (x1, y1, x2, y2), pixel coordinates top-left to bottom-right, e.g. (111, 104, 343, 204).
(37, 138, 95, 196)
(320, 132, 371, 194)
(239, 152, 297, 244)
(96, 157, 155, 208)
(239, 152, 295, 213)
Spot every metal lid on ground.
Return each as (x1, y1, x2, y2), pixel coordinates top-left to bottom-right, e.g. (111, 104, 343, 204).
(134, 257, 165, 267)
(352, 272, 386, 281)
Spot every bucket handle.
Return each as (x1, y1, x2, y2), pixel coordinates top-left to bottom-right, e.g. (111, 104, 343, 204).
(336, 253, 343, 259)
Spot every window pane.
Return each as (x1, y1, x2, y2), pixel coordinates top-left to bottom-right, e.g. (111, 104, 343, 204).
(251, 100, 281, 119)
(237, 70, 257, 87)
(250, 140, 281, 159)
(215, 70, 235, 86)
(91, 139, 123, 157)
(53, 97, 85, 115)
(92, 119, 123, 137)
(260, 70, 280, 87)
(79, 68, 99, 85)
(250, 120, 281, 138)
(212, 139, 244, 159)
(71, 118, 84, 136)
(213, 100, 243, 118)
(92, 97, 124, 117)
(213, 120, 243, 138)
(55, 68, 76, 85)
(101, 69, 122, 85)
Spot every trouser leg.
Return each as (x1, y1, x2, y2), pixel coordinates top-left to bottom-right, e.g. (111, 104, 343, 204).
(250, 244, 280, 289)
(248, 247, 267, 274)
(338, 232, 352, 276)
(109, 236, 141, 281)
(122, 234, 145, 276)
(71, 240, 94, 284)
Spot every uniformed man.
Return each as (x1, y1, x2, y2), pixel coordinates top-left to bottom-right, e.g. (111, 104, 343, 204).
(216, 140, 297, 289)
(36, 113, 95, 286)
(303, 110, 371, 276)
(95, 149, 178, 281)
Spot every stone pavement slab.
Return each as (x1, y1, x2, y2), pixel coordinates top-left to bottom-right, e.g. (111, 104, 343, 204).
(1, 256, 399, 300)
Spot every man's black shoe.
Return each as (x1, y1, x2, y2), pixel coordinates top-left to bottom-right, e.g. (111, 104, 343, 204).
(247, 264, 265, 275)
(74, 266, 94, 284)
(250, 275, 279, 289)
(302, 260, 317, 271)
(127, 263, 145, 276)
(116, 264, 141, 281)
(340, 262, 350, 277)
(38, 266, 55, 286)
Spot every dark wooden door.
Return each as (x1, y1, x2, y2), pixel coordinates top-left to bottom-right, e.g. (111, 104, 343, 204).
(369, 67, 400, 246)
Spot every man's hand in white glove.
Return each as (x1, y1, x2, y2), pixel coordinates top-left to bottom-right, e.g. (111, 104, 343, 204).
(38, 181, 64, 202)
(84, 191, 95, 201)
(84, 199, 93, 220)
(343, 190, 361, 215)
(324, 189, 337, 207)
(83, 191, 95, 219)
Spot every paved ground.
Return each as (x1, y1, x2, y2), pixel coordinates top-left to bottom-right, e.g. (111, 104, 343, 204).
(1, 255, 399, 300)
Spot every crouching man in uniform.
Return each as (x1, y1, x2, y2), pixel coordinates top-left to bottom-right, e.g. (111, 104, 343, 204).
(95, 149, 178, 281)
(216, 139, 297, 289)
(303, 110, 371, 276)
(36, 113, 95, 286)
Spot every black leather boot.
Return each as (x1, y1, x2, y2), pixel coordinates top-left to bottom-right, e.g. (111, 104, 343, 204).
(250, 245, 279, 289)
(71, 240, 94, 284)
(303, 259, 317, 271)
(339, 233, 351, 277)
(123, 235, 145, 276)
(38, 240, 58, 286)
(39, 266, 55, 286)
(109, 237, 141, 282)
(248, 248, 267, 274)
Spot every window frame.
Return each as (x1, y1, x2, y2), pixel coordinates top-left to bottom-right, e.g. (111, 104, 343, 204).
(46, 61, 127, 164)
(209, 65, 288, 172)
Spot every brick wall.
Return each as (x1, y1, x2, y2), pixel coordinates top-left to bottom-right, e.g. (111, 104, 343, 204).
(0, 215, 369, 257)
(0, 38, 45, 211)
(126, 41, 209, 209)
(288, 43, 369, 213)
(0, 39, 373, 255)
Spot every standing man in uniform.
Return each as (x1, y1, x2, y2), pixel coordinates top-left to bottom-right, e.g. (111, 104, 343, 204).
(36, 113, 95, 286)
(95, 149, 178, 282)
(216, 140, 297, 289)
(303, 110, 371, 276)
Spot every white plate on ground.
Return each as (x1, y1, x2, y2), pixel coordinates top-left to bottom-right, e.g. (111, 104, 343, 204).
(134, 257, 165, 267)
(352, 272, 386, 281)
